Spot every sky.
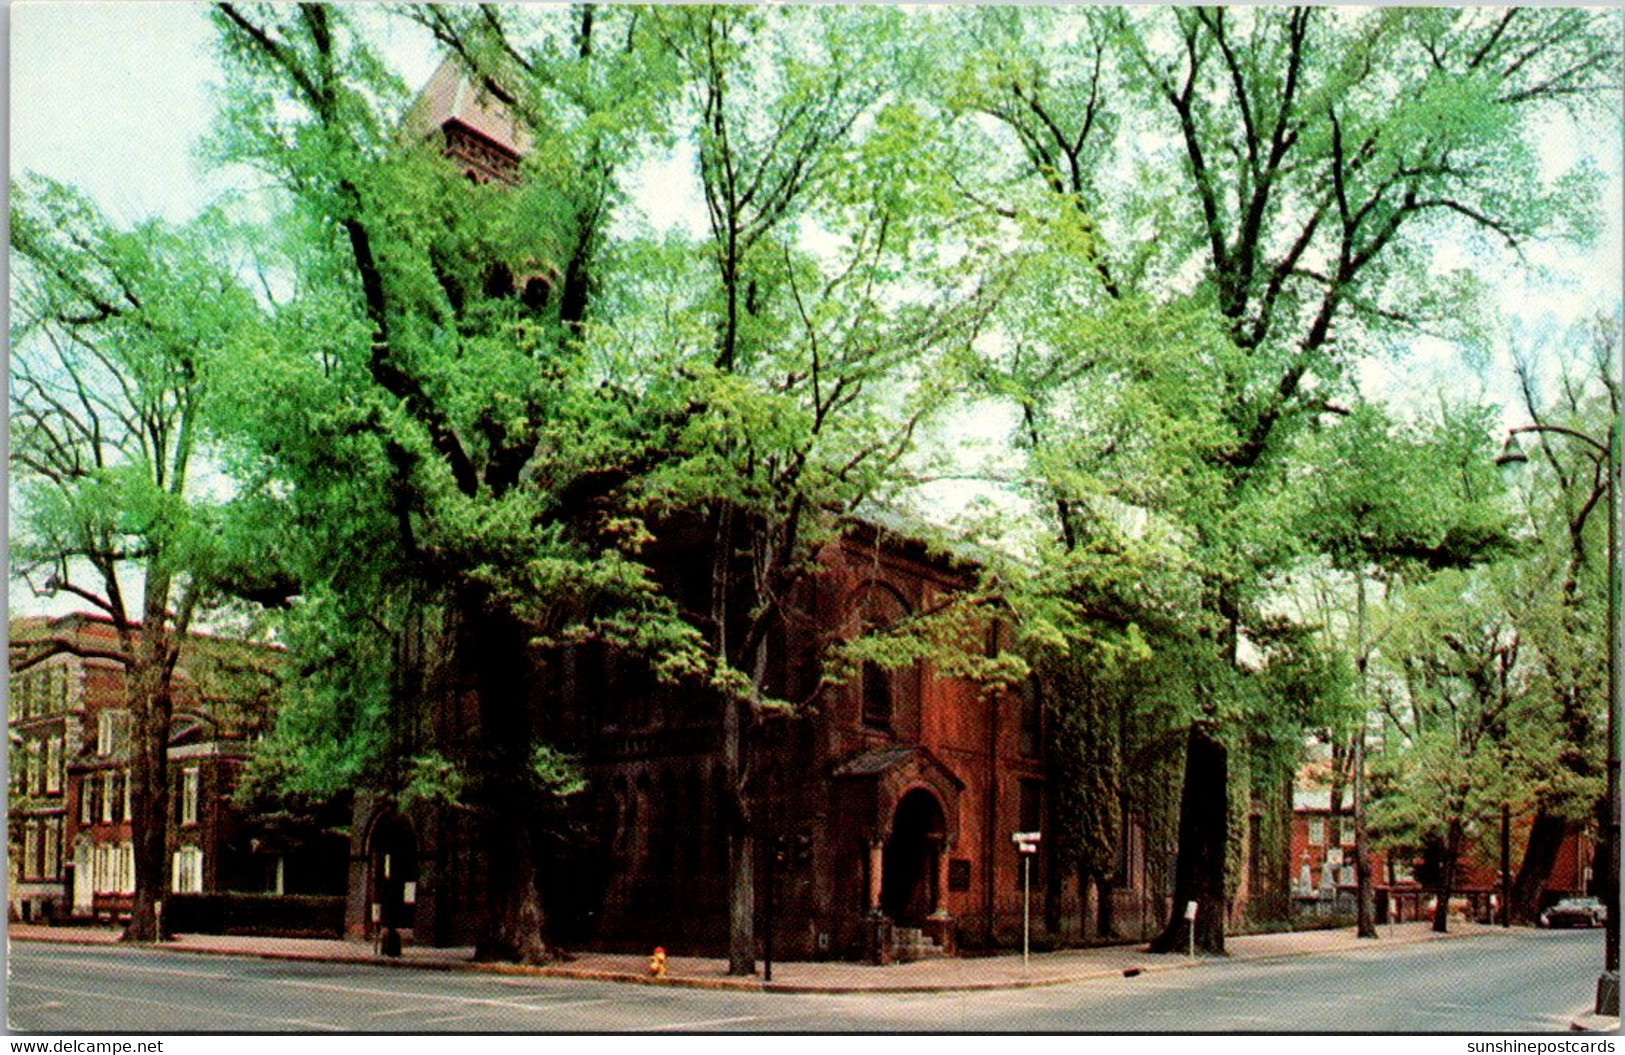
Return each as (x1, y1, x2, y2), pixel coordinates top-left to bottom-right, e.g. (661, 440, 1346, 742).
(8, 2, 1624, 617)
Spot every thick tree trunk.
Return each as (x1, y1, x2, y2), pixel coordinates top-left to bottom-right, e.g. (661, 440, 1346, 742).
(1095, 873, 1117, 940)
(476, 815, 550, 964)
(723, 693, 755, 975)
(466, 596, 553, 964)
(1433, 820, 1463, 934)
(1045, 851, 1064, 936)
(1149, 722, 1228, 954)
(121, 586, 183, 946)
(1353, 730, 1377, 938)
(1512, 811, 1580, 925)
(123, 657, 173, 943)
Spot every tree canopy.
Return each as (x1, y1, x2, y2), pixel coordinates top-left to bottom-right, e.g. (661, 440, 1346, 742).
(9, 4, 1619, 962)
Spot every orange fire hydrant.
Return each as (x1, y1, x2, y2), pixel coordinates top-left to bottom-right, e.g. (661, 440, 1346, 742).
(648, 946, 667, 978)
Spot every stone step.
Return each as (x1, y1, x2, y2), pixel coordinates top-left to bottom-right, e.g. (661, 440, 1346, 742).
(890, 926, 947, 962)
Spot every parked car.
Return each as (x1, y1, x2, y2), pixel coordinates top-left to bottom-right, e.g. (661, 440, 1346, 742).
(1539, 897, 1607, 928)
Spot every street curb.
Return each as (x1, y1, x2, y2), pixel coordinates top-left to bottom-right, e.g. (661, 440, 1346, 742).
(1569, 1013, 1621, 1033)
(9, 924, 1487, 996)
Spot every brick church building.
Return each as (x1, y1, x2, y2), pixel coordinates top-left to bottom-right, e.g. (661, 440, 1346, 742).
(346, 517, 1092, 960)
(330, 65, 1172, 963)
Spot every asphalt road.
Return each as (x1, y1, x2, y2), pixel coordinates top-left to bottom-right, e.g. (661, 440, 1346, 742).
(6, 928, 1605, 1033)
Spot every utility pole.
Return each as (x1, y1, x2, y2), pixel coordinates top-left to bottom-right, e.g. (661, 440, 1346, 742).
(1500, 803, 1512, 928)
(1354, 573, 1377, 938)
(1499, 421, 1618, 1015)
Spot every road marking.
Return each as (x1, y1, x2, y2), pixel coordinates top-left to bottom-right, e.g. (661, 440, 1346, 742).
(970, 1000, 1060, 1012)
(14, 952, 603, 1015)
(423, 1012, 486, 1025)
(10, 980, 343, 1032)
(14, 954, 242, 982)
(634, 1014, 763, 1032)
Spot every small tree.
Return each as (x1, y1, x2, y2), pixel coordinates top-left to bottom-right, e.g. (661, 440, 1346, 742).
(1368, 566, 1544, 932)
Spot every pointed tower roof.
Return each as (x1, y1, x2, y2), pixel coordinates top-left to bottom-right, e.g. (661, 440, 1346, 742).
(406, 57, 532, 180)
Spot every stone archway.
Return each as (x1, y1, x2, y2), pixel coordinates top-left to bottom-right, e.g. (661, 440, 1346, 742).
(367, 812, 419, 936)
(881, 788, 946, 927)
(832, 744, 963, 958)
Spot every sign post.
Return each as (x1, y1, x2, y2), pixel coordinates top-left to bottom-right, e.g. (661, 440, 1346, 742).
(1012, 831, 1041, 967)
(1184, 900, 1198, 958)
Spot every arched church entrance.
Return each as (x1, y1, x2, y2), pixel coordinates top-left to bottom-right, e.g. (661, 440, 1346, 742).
(880, 788, 945, 927)
(368, 812, 418, 938)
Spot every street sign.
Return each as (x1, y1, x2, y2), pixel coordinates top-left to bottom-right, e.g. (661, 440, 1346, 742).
(1011, 832, 1042, 968)
(1184, 900, 1198, 921)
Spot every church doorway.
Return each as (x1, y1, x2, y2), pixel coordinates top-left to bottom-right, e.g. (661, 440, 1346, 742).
(368, 813, 418, 937)
(880, 788, 945, 926)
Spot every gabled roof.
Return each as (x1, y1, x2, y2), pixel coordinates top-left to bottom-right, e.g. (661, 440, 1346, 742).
(831, 744, 965, 791)
(406, 56, 532, 160)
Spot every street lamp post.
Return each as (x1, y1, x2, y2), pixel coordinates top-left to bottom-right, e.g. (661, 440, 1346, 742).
(1500, 421, 1619, 1017)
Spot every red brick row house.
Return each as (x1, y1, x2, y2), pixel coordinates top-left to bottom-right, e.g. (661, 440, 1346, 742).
(1289, 785, 1598, 923)
(8, 614, 346, 924)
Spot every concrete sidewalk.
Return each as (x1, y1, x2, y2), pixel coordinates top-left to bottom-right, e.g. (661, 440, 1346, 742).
(8, 920, 1494, 995)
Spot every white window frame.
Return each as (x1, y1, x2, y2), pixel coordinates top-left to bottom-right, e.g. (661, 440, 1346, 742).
(101, 770, 116, 824)
(97, 710, 130, 757)
(181, 767, 200, 827)
(172, 845, 203, 894)
(46, 737, 63, 795)
(80, 778, 94, 824)
(23, 821, 40, 880)
(122, 768, 132, 821)
(1307, 817, 1325, 846)
(119, 842, 135, 894)
(26, 740, 43, 797)
(44, 819, 60, 881)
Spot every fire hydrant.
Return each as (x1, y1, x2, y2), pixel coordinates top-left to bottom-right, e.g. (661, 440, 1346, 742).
(648, 946, 668, 978)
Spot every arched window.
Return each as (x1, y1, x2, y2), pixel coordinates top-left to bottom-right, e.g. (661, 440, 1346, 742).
(1019, 676, 1043, 758)
(862, 659, 892, 727)
(855, 583, 910, 729)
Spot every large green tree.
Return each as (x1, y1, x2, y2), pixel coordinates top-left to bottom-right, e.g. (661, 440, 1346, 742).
(1290, 400, 1518, 935)
(207, 2, 689, 963)
(631, 5, 1002, 974)
(9, 178, 256, 941)
(1503, 321, 1619, 922)
(929, 5, 1616, 952)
